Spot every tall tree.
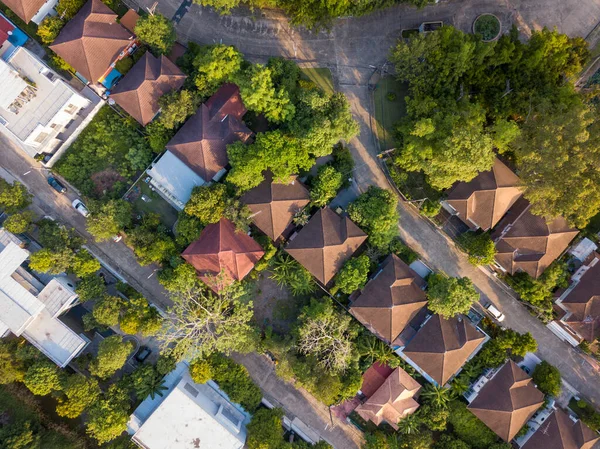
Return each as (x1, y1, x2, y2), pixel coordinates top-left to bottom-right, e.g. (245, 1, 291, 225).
(192, 44, 243, 96)
(86, 384, 131, 444)
(0, 179, 31, 213)
(23, 361, 63, 396)
(246, 407, 285, 449)
(89, 335, 134, 379)
(332, 254, 371, 295)
(184, 183, 228, 225)
(310, 165, 344, 207)
(426, 273, 479, 318)
(158, 89, 199, 130)
(348, 187, 399, 249)
(56, 375, 101, 418)
(134, 13, 176, 55)
(86, 199, 132, 241)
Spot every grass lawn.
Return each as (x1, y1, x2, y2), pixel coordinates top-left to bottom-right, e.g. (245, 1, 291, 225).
(373, 76, 408, 150)
(300, 67, 335, 95)
(130, 177, 179, 228)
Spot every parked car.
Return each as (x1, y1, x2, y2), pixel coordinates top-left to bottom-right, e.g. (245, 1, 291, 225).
(112, 234, 122, 243)
(47, 176, 66, 193)
(484, 302, 505, 322)
(135, 346, 152, 363)
(72, 199, 90, 217)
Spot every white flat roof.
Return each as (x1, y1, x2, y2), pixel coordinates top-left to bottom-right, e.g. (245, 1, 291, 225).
(147, 151, 206, 208)
(0, 58, 27, 110)
(132, 373, 248, 449)
(37, 278, 78, 317)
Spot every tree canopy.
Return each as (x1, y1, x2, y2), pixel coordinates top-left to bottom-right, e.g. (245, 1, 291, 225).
(333, 254, 371, 295)
(23, 361, 63, 396)
(86, 384, 131, 444)
(348, 187, 399, 249)
(532, 360, 561, 397)
(427, 273, 480, 318)
(0, 179, 31, 213)
(134, 13, 176, 55)
(56, 375, 101, 418)
(89, 335, 134, 379)
(86, 200, 132, 241)
(310, 165, 344, 207)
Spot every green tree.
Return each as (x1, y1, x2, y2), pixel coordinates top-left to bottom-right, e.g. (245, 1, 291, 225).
(145, 120, 174, 152)
(189, 358, 212, 384)
(76, 275, 107, 302)
(37, 219, 81, 251)
(89, 335, 134, 379)
(23, 361, 63, 396)
(427, 273, 479, 318)
(296, 297, 359, 373)
(0, 421, 40, 449)
(532, 361, 561, 396)
(134, 13, 176, 55)
(332, 254, 370, 295)
(0, 340, 27, 384)
(3, 211, 34, 234)
(234, 64, 295, 123)
(158, 262, 199, 293)
(206, 353, 263, 411)
(158, 283, 257, 361)
(246, 407, 284, 449)
(458, 232, 496, 265)
(195, 0, 241, 14)
(269, 253, 316, 296)
(174, 212, 203, 246)
(119, 296, 163, 337)
(71, 249, 101, 277)
(127, 213, 178, 265)
(184, 183, 228, 225)
(434, 434, 471, 449)
(418, 404, 449, 431)
(29, 248, 74, 274)
(158, 89, 198, 129)
(55, 0, 86, 19)
(56, 375, 101, 418)
(310, 165, 343, 207)
(86, 384, 131, 444)
(447, 400, 498, 449)
(348, 187, 399, 249)
(87, 200, 132, 241)
(0, 179, 31, 213)
(129, 365, 168, 400)
(420, 384, 453, 409)
(397, 413, 420, 435)
(92, 296, 122, 327)
(192, 44, 243, 95)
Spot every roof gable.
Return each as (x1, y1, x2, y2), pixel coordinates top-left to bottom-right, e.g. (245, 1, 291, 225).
(2, 0, 46, 23)
(523, 409, 600, 449)
(350, 255, 428, 343)
(468, 360, 544, 441)
(181, 218, 264, 290)
(285, 208, 367, 285)
(241, 172, 310, 240)
(50, 0, 133, 83)
(111, 53, 186, 125)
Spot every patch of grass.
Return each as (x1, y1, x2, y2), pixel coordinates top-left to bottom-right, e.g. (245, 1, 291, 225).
(300, 67, 334, 95)
(131, 178, 179, 228)
(373, 76, 408, 150)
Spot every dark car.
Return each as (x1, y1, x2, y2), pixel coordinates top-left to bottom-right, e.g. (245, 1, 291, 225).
(47, 177, 66, 193)
(135, 346, 152, 363)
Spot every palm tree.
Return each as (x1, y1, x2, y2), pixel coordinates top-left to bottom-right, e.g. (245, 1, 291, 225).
(397, 413, 420, 435)
(357, 335, 394, 366)
(420, 384, 453, 409)
(461, 362, 481, 379)
(451, 374, 470, 395)
(136, 372, 168, 400)
(270, 254, 297, 286)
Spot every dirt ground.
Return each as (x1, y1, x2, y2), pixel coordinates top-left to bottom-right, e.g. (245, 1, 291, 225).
(91, 169, 126, 197)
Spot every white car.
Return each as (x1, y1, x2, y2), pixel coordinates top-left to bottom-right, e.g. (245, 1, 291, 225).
(72, 199, 90, 217)
(484, 303, 505, 322)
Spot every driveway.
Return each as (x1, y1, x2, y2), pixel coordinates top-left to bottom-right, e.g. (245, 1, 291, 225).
(0, 135, 172, 312)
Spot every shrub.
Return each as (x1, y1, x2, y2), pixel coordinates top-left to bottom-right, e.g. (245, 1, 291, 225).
(115, 56, 133, 74)
(388, 237, 419, 264)
(387, 92, 397, 101)
(310, 165, 343, 207)
(474, 14, 501, 41)
(189, 359, 212, 384)
(448, 400, 499, 448)
(532, 361, 561, 396)
(208, 354, 263, 412)
(246, 408, 284, 449)
(420, 199, 441, 217)
(332, 254, 371, 294)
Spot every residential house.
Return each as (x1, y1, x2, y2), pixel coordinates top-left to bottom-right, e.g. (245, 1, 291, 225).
(147, 83, 253, 210)
(355, 367, 421, 430)
(443, 158, 523, 231)
(359, 362, 395, 398)
(0, 229, 88, 367)
(240, 172, 310, 241)
(0, 12, 29, 55)
(0, 46, 91, 158)
(491, 198, 578, 279)
(50, 0, 135, 86)
(118, 8, 139, 34)
(285, 208, 367, 286)
(182, 218, 265, 291)
(552, 253, 600, 345)
(349, 254, 428, 345)
(398, 314, 487, 386)
(521, 408, 599, 449)
(467, 360, 545, 442)
(128, 362, 250, 449)
(2, 0, 57, 24)
(110, 53, 186, 126)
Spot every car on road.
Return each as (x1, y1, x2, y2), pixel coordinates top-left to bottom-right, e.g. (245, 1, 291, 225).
(47, 176, 66, 193)
(484, 303, 505, 322)
(135, 346, 152, 363)
(72, 199, 90, 217)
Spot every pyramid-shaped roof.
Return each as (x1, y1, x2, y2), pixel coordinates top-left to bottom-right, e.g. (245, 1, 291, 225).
(166, 83, 252, 182)
(285, 208, 367, 285)
(446, 158, 523, 231)
(522, 409, 600, 449)
(350, 255, 428, 344)
(562, 258, 600, 341)
(50, 0, 133, 84)
(468, 360, 545, 442)
(402, 315, 486, 386)
(110, 53, 186, 125)
(241, 172, 310, 241)
(355, 367, 421, 430)
(2, 0, 45, 23)
(492, 198, 578, 279)
(181, 218, 264, 291)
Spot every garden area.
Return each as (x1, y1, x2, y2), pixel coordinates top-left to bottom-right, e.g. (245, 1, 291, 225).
(126, 178, 179, 229)
(373, 76, 408, 150)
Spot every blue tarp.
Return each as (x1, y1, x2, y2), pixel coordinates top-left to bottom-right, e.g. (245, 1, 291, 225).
(101, 68, 121, 89)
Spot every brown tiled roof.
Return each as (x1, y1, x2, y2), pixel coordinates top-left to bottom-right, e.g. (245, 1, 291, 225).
(285, 208, 367, 285)
(446, 158, 523, 231)
(355, 367, 421, 430)
(111, 53, 186, 125)
(50, 0, 133, 83)
(561, 258, 600, 341)
(166, 83, 252, 182)
(492, 198, 578, 279)
(2, 0, 45, 23)
(181, 218, 264, 291)
(350, 255, 428, 344)
(522, 409, 600, 449)
(468, 360, 544, 442)
(360, 362, 394, 398)
(402, 315, 486, 386)
(241, 172, 310, 241)
(119, 8, 139, 34)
